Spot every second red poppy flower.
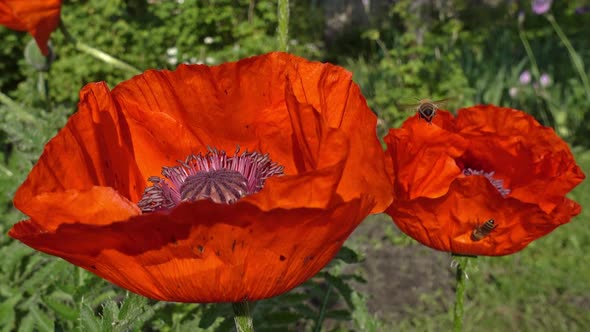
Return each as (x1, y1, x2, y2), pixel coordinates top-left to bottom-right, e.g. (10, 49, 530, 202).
(385, 105, 584, 256)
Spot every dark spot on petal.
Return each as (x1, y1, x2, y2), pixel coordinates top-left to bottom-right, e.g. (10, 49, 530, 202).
(303, 255, 314, 264)
(91, 265, 97, 270)
(232, 240, 237, 252)
(105, 161, 110, 168)
(192, 245, 205, 257)
(216, 250, 221, 257)
(279, 255, 286, 261)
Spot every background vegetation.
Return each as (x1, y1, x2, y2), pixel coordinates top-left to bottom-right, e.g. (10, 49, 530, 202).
(1, 0, 589, 331)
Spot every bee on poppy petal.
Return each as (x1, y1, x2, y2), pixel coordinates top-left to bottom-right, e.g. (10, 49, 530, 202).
(471, 219, 497, 241)
(398, 98, 450, 124)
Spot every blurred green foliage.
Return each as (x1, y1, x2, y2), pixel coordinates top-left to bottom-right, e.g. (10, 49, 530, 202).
(349, 0, 590, 140)
(1, 0, 589, 331)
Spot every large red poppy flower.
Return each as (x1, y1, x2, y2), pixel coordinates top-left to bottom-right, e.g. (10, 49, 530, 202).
(385, 105, 585, 256)
(9, 52, 393, 302)
(0, 0, 61, 56)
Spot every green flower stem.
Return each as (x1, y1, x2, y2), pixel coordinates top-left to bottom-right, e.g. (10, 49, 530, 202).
(313, 285, 332, 332)
(277, 0, 290, 52)
(38, 72, 52, 112)
(517, 20, 541, 82)
(58, 22, 141, 75)
(233, 301, 254, 332)
(546, 14, 590, 99)
(452, 255, 471, 332)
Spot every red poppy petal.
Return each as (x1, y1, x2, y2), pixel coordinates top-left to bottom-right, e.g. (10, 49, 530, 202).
(387, 174, 582, 256)
(10, 187, 140, 231)
(9, 196, 374, 302)
(14, 83, 146, 215)
(455, 105, 585, 213)
(245, 79, 350, 210)
(114, 53, 330, 171)
(0, 0, 61, 55)
(385, 112, 468, 200)
(111, 55, 298, 178)
(284, 57, 392, 212)
(109, 53, 390, 211)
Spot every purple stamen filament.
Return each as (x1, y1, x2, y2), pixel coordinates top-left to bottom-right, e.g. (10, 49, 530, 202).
(138, 147, 284, 212)
(463, 168, 510, 197)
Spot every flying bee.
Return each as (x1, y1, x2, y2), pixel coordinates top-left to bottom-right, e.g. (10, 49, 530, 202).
(398, 98, 450, 124)
(471, 219, 497, 241)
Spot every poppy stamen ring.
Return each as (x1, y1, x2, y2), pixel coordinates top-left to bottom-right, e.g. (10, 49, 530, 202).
(138, 147, 284, 212)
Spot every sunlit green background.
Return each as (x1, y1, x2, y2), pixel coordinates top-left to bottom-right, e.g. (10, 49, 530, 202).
(1, 0, 589, 331)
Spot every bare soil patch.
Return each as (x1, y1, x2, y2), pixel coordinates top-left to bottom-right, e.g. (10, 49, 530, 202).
(348, 215, 456, 323)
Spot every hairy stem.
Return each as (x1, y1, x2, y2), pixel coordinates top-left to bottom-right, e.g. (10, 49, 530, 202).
(453, 255, 470, 332)
(233, 301, 254, 332)
(277, 0, 290, 52)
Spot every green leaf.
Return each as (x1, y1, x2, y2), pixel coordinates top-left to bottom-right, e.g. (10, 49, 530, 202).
(21, 260, 61, 293)
(324, 273, 354, 308)
(0, 242, 31, 277)
(78, 304, 101, 332)
(361, 29, 381, 41)
(127, 302, 155, 331)
(28, 304, 54, 332)
(0, 296, 20, 330)
(263, 311, 300, 325)
(42, 295, 78, 321)
(100, 300, 119, 331)
(198, 304, 227, 329)
(118, 293, 146, 320)
(324, 309, 351, 320)
(334, 246, 363, 264)
(16, 313, 35, 332)
(213, 318, 234, 332)
(275, 293, 308, 304)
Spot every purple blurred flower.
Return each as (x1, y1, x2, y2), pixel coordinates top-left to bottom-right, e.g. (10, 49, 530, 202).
(519, 70, 532, 85)
(532, 0, 552, 15)
(575, 5, 590, 14)
(540, 73, 551, 87)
